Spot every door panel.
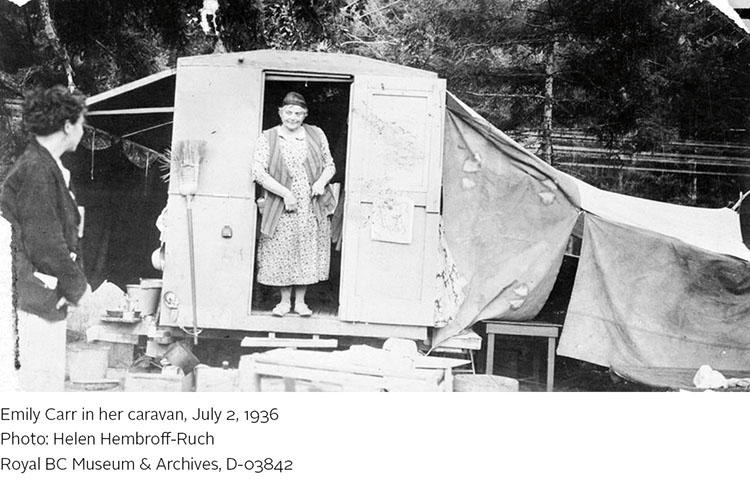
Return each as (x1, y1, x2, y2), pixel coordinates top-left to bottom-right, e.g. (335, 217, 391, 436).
(346, 207, 440, 326)
(350, 78, 445, 211)
(339, 75, 445, 326)
(161, 63, 261, 330)
(169, 64, 262, 198)
(161, 194, 255, 330)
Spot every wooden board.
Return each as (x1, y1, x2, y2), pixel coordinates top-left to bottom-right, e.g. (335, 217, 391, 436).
(238, 351, 448, 392)
(251, 361, 437, 391)
(239, 313, 428, 340)
(339, 75, 446, 327)
(123, 372, 194, 392)
(412, 355, 471, 369)
(485, 321, 561, 338)
(240, 337, 339, 349)
(453, 374, 519, 392)
(434, 331, 482, 351)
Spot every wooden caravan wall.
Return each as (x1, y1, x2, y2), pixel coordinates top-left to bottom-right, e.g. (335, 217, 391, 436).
(339, 76, 446, 326)
(161, 64, 262, 330)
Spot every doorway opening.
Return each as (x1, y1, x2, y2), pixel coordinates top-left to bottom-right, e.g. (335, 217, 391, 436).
(251, 73, 352, 318)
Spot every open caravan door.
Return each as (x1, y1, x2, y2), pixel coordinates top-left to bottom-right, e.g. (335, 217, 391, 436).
(339, 75, 446, 326)
(161, 62, 262, 331)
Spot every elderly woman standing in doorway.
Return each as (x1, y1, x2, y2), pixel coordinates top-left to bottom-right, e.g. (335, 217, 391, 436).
(253, 92, 336, 317)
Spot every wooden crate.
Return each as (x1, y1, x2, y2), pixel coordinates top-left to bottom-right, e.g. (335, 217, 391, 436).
(194, 365, 239, 392)
(100, 342, 135, 369)
(452, 374, 519, 392)
(124, 371, 194, 392)
(238, 349, 451, 392)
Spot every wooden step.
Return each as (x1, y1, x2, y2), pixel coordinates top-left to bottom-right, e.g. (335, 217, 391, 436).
(241, 333, 338, 349)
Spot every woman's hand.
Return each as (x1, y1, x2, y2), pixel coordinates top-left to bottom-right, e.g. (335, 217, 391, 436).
(311, 180, 326, 197)
(283, 191, 298, 211)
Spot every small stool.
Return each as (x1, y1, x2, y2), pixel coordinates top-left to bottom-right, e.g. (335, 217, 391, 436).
(484, 320, 561, 392)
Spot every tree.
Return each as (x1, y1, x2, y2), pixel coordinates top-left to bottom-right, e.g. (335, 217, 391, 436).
(38, 0, 74, 89)
(0, 0, 747, 205)
(538, 0, 750, 147)
(0, 0, 213, 94)
(215, 0, 359, 52)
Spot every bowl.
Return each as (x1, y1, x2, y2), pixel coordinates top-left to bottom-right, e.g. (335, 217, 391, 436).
(106, 310, 141, 319)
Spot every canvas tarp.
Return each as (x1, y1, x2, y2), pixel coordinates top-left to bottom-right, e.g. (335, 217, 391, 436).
(569, 178, 750, 261)
(439, 92, 750, 370)
(558, 214, 750, 369)
(434, 94, 580, 346)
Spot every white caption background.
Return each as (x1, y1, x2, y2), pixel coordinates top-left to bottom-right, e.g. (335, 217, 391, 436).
(0, 392, 745, 483)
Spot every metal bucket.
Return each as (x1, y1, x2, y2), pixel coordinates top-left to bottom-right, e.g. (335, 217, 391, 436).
(139, 279, 163, 316)
(164, 342, 200, 375)
(126, 284, 141, 312)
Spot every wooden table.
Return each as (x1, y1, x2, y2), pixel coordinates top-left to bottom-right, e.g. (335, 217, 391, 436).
(484, 320, 562, 392)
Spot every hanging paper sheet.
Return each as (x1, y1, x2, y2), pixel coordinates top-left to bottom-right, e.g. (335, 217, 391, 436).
(370, 195, 415, 244)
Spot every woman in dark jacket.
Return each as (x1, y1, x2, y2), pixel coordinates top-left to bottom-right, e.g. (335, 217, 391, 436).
(1, 85, 90, 391)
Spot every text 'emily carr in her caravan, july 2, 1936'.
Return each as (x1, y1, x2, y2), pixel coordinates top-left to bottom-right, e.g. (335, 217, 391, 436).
(0, 406, 279, 424)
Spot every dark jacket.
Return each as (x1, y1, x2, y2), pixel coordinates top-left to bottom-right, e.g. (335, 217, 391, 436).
(1, 139, 87, 321)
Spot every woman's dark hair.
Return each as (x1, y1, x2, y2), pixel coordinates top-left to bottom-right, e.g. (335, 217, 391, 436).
(22, 85, 86, 136)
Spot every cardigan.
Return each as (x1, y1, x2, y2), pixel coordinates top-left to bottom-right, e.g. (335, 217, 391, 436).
(260, 124, 336, 237)
(0, 139, 88, 321)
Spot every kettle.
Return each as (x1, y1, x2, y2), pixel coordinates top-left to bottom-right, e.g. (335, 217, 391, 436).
(151, 244, 165, 271)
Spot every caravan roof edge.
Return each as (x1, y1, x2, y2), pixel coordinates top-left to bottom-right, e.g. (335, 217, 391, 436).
(176, 50, 438, 78)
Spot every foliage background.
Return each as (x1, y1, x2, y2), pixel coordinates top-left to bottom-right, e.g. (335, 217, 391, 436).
(0, 0, 748, 206)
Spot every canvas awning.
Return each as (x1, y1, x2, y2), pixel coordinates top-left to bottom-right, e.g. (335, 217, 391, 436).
(565, 174, 750, 261)
(85, 69, 176, 152)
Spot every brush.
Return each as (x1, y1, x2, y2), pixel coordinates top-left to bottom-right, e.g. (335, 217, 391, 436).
(172, 139, 208, 344)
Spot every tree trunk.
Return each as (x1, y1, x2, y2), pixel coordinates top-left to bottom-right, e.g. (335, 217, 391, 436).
(541, 40, 556, 165)
(38, 0, 75, 90)
(690, 161, 698, 203)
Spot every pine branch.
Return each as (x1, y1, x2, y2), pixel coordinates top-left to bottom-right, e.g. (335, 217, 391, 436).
(0, 71, 22, 95)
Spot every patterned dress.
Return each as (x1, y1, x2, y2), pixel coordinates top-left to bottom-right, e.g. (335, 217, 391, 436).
(253, 126, 335, 286)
